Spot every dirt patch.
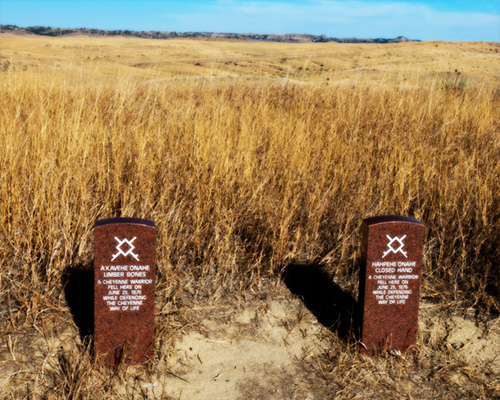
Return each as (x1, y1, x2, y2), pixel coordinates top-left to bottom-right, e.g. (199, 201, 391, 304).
(161, 297, 324, 399)
(0, 285, 499, 399)
(420, 308, 500, 370)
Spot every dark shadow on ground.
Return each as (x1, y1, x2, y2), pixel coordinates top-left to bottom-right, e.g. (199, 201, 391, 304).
(282, 263, 359, 339)
(63, 263, 94, 343)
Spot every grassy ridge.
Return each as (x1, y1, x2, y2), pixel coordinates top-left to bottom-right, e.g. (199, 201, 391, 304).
(1, 69, 499, 313)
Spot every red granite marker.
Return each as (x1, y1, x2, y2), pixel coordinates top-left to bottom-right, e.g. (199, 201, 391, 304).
(94, 218, 156, 366)
(359, 216, 425, 356)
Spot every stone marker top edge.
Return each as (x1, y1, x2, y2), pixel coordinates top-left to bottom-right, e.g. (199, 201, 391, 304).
(94, 217, 156, 228)
(363, 215, 423, 227)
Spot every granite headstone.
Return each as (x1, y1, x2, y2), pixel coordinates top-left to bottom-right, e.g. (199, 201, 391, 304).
(94, 217, 156, 366)
(359, 216, 424, 355)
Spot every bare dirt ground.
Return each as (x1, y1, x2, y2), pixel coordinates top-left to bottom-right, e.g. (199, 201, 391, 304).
(1, 277, 499, 399)
(159, 297, 500, 400)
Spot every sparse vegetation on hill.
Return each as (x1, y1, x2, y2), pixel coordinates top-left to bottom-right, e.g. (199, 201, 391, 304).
(0, 24, 416, 43)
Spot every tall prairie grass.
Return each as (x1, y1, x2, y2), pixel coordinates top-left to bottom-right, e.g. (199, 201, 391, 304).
(1, 69, 499, 316)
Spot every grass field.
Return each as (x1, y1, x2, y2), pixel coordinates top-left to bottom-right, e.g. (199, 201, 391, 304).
(1, 33, 500, 399)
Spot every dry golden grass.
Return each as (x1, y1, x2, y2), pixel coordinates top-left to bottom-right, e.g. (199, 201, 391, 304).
(2, 33, 499, 87)
(0, 34, 499, 399)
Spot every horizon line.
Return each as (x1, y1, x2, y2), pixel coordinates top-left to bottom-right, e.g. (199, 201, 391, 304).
(1, 24, 424, 43)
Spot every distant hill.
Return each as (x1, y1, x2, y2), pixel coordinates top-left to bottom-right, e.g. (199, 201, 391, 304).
(0, 24, 418, 43)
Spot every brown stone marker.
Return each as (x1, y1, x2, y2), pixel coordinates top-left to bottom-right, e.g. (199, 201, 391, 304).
(359, 216, 425, 356)
(94, 217, 156, 366)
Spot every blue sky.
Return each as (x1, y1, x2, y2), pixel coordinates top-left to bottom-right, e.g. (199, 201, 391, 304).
(0, 0, 499, 41)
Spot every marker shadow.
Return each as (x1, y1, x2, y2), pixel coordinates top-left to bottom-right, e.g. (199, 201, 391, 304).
(63, 263, 94, 344)
(282, 263, 360, 339)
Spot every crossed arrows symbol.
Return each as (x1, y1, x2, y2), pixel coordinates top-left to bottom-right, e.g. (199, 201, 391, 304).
(112, 236, 139, 261)
(382, 235, 407, 258)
